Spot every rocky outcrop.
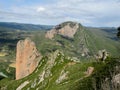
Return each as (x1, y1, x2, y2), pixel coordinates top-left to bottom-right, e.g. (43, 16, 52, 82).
(16, 81, 29, 90)
(45, 21, 79, 39)
(16, 38, 41, 80)
(56, 70, 69, 84)
(85, 66, 94, 77)
(45, 29, 57, 39)
(112, 73, 120, 89)
(81, 47, 89, 57)
(95, 49, 109, 61)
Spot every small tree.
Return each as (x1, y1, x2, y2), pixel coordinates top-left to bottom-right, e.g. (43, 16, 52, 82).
(117, 27, 120, 38)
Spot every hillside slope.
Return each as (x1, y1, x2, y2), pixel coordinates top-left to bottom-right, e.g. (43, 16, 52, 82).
(32, 21, 120, 60)
(0, 21, 120, 90)
(0, 51, 120, 90)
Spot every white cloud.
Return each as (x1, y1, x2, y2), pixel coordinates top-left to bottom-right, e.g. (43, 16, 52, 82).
(0, 0, 120, 26)
(36, 6, 46, 12)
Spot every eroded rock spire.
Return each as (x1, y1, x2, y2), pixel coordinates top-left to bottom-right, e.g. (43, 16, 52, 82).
(16, 38, 41, 80)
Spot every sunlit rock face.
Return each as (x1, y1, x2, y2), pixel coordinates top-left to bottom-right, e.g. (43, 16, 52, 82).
(16, 38, 41, 80)
(45, 21, 79, 39)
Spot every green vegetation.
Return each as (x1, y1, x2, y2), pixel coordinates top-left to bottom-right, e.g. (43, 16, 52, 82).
(0, 22, 120, 90)
(84, 27, 120, 57)
(57, 21, 81, 28)
(32, 26, 120, 59)
(0, 51, 119, 90)
(0, 52, 91, 90)
(72, 57, 120, 90)
(117, 27, 120, 38)
(0, 29, 34, 81)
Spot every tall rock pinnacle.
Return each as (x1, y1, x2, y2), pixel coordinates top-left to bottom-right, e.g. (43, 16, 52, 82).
(16, 38, 41, 80)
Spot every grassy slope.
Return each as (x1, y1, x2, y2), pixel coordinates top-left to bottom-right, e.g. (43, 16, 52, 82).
(0, 30, 34, 80)
(32, 27, 120, 59)
(0, 23, 120, 89)
(85, 27, 120, 56)
(0, 51, 119, 90)
(0, 51, 95, 90)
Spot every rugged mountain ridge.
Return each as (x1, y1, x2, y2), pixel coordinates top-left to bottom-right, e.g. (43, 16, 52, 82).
(0, 50, 120, 90)
(39, 21, 119, 59)
(0, 21, 120, 90)
(45, 21, 80, 39)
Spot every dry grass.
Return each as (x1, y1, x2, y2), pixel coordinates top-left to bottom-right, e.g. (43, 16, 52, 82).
(9, 62, 16, 68)
(0, 52, 7, 57)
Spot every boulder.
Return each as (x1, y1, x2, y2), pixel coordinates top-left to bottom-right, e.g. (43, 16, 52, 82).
(112, 73, 120, 89)
(95, 49, 109, 61)
(85, 67, 94, 77)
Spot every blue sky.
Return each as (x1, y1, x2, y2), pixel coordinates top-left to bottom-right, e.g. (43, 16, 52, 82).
(0, 0, 120, 27)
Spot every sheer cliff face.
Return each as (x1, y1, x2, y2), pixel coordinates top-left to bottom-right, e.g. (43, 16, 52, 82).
(16, 38, 41, 80)
(45, 22, 79, 39)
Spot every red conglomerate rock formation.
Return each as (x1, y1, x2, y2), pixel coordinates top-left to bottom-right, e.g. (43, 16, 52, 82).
(16, 38, 41, 80)
(45, 21, 79, 39)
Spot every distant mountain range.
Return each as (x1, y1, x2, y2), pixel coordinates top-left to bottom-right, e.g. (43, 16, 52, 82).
(0, 22, 53, 31)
